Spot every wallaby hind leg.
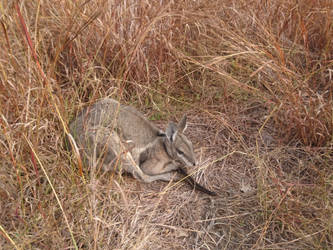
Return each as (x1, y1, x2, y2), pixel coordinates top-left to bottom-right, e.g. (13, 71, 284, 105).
(121, 151, 176, 183)
(88, 128, 123, 171)
(92, 127, 176, 183)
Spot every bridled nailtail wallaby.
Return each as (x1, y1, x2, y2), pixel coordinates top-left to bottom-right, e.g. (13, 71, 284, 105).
(69, 97, 216, 196)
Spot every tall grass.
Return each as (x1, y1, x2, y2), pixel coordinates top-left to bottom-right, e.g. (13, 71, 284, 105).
(1, 0, 332, 249)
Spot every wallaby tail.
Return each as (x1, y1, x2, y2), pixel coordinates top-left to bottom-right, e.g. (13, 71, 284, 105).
(178, 167, 217, 196)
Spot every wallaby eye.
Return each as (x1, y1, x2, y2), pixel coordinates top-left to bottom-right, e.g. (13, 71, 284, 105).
(176, 149, 184, 155)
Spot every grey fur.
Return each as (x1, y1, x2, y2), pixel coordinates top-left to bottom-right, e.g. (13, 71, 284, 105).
(69, 98, 196, 183)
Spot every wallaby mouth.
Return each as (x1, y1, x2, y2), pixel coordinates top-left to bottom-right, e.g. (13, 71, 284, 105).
(177, 154, 196, 167)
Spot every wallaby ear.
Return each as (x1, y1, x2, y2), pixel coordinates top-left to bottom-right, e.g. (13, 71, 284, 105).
(166, 122, 178, 142)
(178, 115, 187, 133)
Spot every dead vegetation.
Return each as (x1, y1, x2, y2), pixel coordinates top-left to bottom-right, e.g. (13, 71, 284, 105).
(1, 0, 332, 249)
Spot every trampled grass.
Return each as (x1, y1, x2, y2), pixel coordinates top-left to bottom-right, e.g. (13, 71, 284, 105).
(1, 0, 332, 249)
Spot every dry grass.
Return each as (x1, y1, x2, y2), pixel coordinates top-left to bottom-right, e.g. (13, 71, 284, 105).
(1, 0, 332, 249)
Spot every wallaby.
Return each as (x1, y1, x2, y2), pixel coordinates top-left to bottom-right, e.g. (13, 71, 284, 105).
(69, 97, 216, 195)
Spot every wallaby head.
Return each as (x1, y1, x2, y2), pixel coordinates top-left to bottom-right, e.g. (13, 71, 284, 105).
(163, 115, 196, 167)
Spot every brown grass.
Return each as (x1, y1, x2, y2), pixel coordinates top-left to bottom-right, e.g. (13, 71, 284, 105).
(1, 0, 332, 249)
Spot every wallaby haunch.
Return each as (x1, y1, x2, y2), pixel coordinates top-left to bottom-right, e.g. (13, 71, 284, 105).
(69, 98, 216, 195)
